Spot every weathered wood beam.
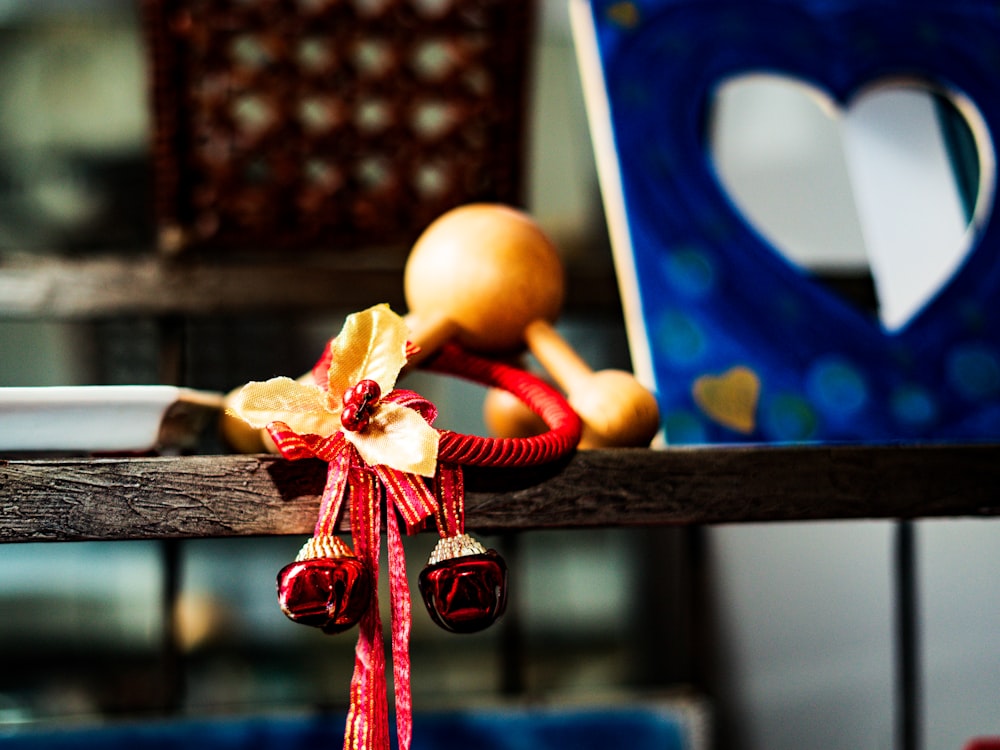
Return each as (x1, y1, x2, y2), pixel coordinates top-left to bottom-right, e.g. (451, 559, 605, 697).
(1, 445, 998, 543)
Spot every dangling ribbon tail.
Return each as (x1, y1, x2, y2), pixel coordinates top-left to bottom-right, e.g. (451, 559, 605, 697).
(344, 463, 436, 750)
(344, 463, 389, 750)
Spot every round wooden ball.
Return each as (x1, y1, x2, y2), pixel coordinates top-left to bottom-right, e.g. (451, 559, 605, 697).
(405, 204, 565, 352)
(569, 369, 661, 448)
(483, 386, 547, 438)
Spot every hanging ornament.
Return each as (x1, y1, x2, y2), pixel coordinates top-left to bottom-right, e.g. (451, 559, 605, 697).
(418, 460, 507, 634)
(277, 535, 371, 634)
(227, 304, 582, 750)
(419, 534, 508, 634)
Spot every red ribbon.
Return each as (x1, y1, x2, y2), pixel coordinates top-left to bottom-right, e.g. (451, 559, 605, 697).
(263, 344, 583, 750)
(266, 389, 439, 750)
(434, 462, 464, 539)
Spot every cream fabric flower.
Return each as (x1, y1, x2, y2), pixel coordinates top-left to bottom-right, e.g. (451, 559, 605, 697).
(228, 304, 439, 476)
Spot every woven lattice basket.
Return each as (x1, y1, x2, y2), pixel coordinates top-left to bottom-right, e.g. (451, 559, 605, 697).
(142, 0, 534, 255)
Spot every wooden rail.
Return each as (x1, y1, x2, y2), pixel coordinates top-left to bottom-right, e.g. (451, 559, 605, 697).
(2, 444, 998, 543)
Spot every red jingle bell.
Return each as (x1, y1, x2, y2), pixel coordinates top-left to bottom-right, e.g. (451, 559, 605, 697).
(418, 534, 508, 634)
(277, 536, 371, 634)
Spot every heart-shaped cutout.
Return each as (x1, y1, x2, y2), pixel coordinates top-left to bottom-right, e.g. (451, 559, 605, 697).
(692, 366, 761, 434)
(710, 74, 993, 331)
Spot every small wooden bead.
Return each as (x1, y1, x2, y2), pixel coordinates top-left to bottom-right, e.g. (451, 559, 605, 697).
(404, 203, 564, 353)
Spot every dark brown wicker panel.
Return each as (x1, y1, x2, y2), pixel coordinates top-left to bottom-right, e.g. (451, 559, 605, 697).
(142, 0, 534, 255)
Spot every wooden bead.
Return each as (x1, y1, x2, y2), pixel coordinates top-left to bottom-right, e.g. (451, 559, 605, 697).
(404, 203, 565, 354)
(567, 369, 661, 448)
(524, 319, 659, 447)
(483, 386, 547, 438)
(219, 385, 268, 453)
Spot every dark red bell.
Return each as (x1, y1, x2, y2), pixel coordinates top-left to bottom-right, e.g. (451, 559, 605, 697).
(277, 555, 371, 634)
(419, 549, 508, 634)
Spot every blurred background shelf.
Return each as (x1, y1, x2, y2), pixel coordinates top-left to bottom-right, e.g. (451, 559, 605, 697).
(0, 252, 623, 319)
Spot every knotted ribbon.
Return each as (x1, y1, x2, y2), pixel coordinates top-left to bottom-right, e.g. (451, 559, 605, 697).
(228, 304, 584, 750)
(267, 418, 433, 750)
(229, 305, 442, 750)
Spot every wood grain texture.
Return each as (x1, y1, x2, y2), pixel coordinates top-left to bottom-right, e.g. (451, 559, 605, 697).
(2, 445, 998, 543)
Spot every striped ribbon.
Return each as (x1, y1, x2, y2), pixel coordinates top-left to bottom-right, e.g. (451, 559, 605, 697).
(263, 342, 582, 750)
(267, 399, 439, 750)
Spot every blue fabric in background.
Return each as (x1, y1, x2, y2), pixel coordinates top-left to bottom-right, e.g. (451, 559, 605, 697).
(415, 708, 687, 749)
(0, 707, 691, 750)
(583, 0, 1000, 444)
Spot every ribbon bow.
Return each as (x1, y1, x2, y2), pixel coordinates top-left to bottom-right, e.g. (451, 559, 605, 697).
(229, 304, 440, 750)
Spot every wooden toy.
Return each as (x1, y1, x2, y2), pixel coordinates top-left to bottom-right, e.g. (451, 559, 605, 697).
(222, 203, 659, 450)
(482, 383, 547, 438)
(403, 203, 565, 356)
(404, 203, 660, 448)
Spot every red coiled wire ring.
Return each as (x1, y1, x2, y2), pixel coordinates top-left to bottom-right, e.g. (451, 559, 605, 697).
(422, 342, 582, 468)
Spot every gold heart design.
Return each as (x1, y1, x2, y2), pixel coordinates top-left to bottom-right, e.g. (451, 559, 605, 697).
(692, 366, 761, 434)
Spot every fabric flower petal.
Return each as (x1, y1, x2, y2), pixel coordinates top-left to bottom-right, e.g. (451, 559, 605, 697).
(328, 304, 409, 400)
(229, 376, 343, 437)
(344, 401, 439, 477)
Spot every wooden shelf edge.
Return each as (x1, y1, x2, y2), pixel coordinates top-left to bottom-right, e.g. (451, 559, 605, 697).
(2, 444, 998, 543)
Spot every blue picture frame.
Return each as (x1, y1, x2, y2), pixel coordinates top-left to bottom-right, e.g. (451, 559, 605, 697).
(575, 0, 1000, 443)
